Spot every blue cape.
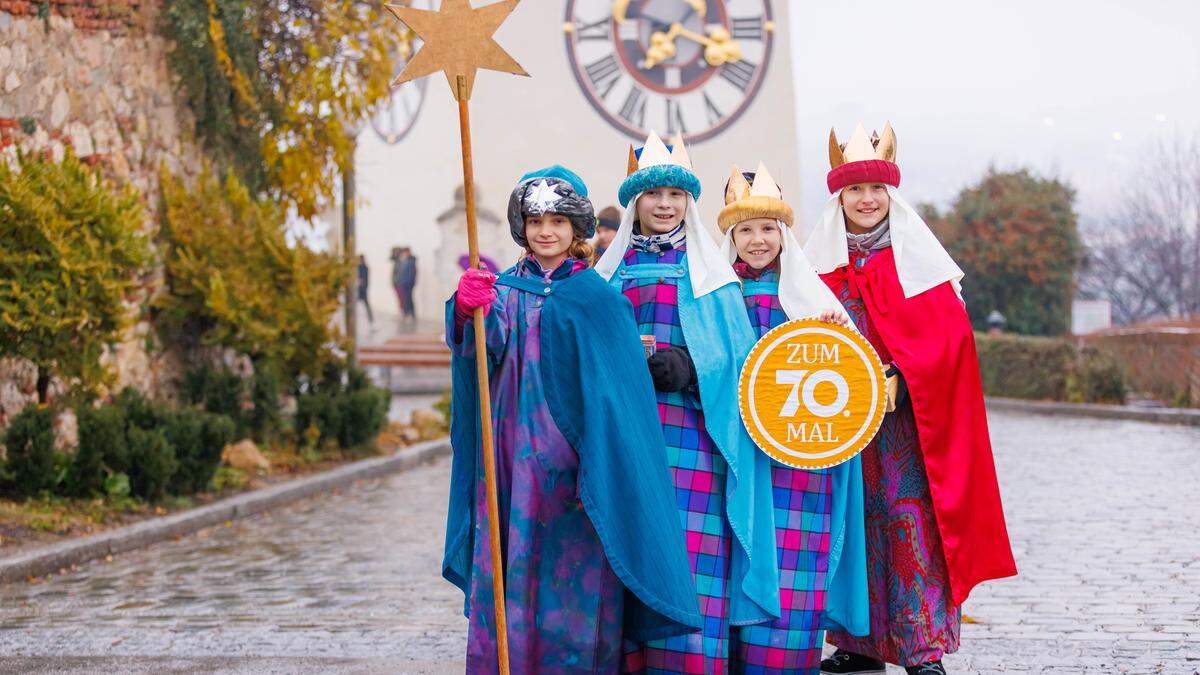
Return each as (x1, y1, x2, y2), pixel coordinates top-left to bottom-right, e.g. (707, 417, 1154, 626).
(610, 257, 782, 625)
(444, 267, 703, 641)
(739, 280, 870, 636)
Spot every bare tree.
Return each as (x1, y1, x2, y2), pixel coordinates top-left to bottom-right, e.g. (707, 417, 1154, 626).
(1079, 132, 1200, 324)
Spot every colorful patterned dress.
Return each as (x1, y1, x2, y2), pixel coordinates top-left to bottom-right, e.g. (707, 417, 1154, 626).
(823, 248, 961, 667)
(733, 265, 833, 674)
(618, 240, 734, 674)
(451, 256, 624, 674)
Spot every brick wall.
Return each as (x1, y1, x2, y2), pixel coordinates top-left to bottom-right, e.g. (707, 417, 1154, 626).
(0, 0, 140, 33)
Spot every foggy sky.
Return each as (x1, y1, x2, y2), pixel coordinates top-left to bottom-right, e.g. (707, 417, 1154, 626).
(788, 0, 1199, 228)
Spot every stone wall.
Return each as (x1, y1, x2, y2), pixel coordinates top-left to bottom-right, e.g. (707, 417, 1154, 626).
(1, 3, 201, 434)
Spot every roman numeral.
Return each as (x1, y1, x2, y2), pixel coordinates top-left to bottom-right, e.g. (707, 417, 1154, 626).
(619, 88, 646, 128)
(666, 99, 687, 134)
(576, 17, 612, 41)
(720, 59, 757, 92)
(703, 92, 723, 125)
(730, 16, 763, 41)
(584, 54, 621, 98)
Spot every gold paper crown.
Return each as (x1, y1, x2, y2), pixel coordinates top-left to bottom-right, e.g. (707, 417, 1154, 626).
(829, 122, 897, 168)
(717, 161, 794, 233)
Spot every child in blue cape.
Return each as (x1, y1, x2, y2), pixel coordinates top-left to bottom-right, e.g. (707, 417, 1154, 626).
(593, 134, 781, 674)
(446, 165, 701, 674)
(718, 164, 870, 674)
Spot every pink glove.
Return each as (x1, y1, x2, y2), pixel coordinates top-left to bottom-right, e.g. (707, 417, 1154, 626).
(455, 268, 497, 317)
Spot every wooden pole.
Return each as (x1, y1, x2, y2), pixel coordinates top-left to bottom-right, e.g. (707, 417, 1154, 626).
(343, 134, 358, 365)
(455, 75, 510, 674)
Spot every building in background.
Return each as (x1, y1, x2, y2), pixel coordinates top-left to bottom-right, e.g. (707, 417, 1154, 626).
(1072, 299, 1113, 335)
(354, 0, 800, 322)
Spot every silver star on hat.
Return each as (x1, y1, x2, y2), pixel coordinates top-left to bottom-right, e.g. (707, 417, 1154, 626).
(525, 180, 563, 214)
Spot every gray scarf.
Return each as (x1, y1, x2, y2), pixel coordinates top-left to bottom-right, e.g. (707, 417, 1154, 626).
(846, 218, 891, 254)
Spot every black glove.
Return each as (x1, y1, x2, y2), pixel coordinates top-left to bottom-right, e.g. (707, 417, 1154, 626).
(647, 347, 698, 392)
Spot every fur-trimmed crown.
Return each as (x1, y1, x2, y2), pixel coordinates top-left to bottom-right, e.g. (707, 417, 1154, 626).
(618, 131, 701, 207)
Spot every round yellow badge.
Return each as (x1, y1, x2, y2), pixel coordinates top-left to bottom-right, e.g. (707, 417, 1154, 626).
(738, 318, 887, 469)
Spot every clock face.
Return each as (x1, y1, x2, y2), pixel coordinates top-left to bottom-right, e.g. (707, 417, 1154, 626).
(371, 0, 434, 145)
(564, 0, 775, 143)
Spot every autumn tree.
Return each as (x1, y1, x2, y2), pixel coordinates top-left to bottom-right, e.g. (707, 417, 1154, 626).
(160, 0, 396, 219)
(157, 167, 350, 383)
(928, 168, 1081, 335)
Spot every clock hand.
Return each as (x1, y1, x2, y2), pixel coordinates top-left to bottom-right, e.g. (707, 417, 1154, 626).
(674, 0, 705, 25)
(673, 23, 743, 66)
(612, 0, 631, 24)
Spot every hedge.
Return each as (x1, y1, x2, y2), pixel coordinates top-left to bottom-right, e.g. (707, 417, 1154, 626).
(974, 332, 1125, 404)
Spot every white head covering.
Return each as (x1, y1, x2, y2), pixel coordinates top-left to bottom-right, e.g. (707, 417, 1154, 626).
(804, 186, 963, 299)
(720, 219, 850, 323)
(595, 193, 737, 297)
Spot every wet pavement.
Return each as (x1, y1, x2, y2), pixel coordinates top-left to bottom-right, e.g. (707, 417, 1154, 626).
(1, 410, 1199, 674)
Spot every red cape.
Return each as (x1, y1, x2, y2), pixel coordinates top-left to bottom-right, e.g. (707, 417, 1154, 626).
(822, 248, 1017, 605)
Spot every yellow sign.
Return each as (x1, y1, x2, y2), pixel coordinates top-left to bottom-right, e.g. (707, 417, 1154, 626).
(738, 319, 886, 469)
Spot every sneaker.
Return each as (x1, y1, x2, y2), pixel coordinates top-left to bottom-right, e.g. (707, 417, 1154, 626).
(821, 649, 886, 674)
(905, 661, 946, 675)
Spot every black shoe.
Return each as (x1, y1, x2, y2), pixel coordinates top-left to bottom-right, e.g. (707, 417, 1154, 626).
(906, 661, 946, 675)
(820, 649, 886, 674)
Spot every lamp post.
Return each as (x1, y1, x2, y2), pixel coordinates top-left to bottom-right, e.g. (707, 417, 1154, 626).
(987, 309, 1007, 335)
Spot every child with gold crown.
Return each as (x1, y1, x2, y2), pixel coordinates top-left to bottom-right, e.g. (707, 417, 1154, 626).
(804, 125, 1018, 675)
(716, 163, 870, 673)
(594, 133, 781, 673)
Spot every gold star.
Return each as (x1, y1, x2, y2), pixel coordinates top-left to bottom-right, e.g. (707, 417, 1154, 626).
(385, 0, 528, 101)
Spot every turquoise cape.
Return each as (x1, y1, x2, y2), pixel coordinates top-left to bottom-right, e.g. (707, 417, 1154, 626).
(739, 280, 870, 636)
(444, 267, 703, 641)
(608, 256, 783, 626)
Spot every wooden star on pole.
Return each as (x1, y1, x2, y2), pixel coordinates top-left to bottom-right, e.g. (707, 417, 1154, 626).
(385, 0, 528, 102)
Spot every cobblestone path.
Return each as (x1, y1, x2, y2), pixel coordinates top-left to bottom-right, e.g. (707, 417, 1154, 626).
(1, 410, 1198, 673)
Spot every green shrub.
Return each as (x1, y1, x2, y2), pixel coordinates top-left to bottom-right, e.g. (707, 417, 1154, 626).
(975, 332, 1126, 403)
(182, 363, 283, 441)
(248, 366, 282, 441)
(342, 388, 390, 448)
(126, 427, 176, 501)
(115, 387, 169, 431)
(165, 408, 232, 495)
(183, 365, 247, 437)
(975, 332, 1074, 400)
(294, 361, 390, 454)
(67, 403, 127, 497)
(1, 405, 58, 497)
(1070, 347, 1127, 404)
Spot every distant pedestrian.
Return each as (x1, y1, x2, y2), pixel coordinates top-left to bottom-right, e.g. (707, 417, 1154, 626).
(593, 205, 621, 259)
(357, 255, 374, 325)
(392, 246, 418, 327)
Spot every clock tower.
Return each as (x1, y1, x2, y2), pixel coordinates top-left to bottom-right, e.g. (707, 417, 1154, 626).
(354, 0, 801, 323)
